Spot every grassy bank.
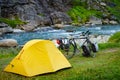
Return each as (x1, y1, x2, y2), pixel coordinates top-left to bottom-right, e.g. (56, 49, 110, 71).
(0, 18, 26, 28)
(0, 46, 120, 80)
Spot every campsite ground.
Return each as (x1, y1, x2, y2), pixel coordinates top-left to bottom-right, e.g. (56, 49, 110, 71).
(0, 46, 120, 80)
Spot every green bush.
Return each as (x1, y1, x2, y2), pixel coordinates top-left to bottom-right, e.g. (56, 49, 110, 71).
(107, 6, 120, 20)
(0, 18, 26, 28)
(106, 0, 120, 20)
(99, 43, 120, 50)
(67, 6, 96, 24)
(108, 32, 120, 43)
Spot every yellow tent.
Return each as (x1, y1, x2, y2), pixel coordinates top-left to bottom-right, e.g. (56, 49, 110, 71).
(4, 39, 71, 77)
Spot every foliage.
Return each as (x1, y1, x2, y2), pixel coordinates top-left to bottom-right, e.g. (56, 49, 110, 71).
(67, 6, 96, 24)
(108, 32, 120, 43)
(107, 6, 120, 20)
(68, 0, 120, 24)
(0, 17, 26, 28)
(106, 0, 120, 20)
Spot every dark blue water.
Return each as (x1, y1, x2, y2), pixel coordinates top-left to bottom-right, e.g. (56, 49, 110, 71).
(2, 25, 120, 45)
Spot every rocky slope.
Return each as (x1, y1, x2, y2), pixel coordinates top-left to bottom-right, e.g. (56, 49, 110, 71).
(0, 0, 71, 30)
(0, 0, 120, 30)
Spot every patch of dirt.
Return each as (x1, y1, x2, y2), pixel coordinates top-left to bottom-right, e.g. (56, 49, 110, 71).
(101, 48, 120, 53)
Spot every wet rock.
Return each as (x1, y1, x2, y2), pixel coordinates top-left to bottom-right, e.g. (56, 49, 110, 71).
(20, 23, 35, 32)
(109, 20, 118, 24)
(100, 2, 106, 6)
(54, 24, 64, 29)
(0, 23, 13, 34)
(0, 39, 18, 47)
(13, 29, 24, 33)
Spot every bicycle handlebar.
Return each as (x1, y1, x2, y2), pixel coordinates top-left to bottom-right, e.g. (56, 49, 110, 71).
(82, 30, 91, 36)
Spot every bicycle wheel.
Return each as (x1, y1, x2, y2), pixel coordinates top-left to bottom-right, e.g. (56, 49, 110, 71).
(64, 42, 76, 59)
(58, 39, 77, 59)
(81, 45, 91, 57)
(91, 43, 98, 52)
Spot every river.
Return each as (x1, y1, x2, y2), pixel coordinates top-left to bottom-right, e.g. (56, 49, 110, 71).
(2, 25, 120, 45)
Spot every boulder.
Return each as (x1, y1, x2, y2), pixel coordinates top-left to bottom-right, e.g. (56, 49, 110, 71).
(54, 24, 64, 29)
(89, 16, 102, 25)
(0, 39, 18, 47)
(0, 23, 13, 34)
(0, 32, 2, 36)
(109, 20, 118, 24)
(100, 2, 107, 6)
(21, 25, 35, 31)
(50, 11, 72, 24)
(20, 20, 36, 31)
(102, 19, 109, 24)
(0, 0, 71, 26)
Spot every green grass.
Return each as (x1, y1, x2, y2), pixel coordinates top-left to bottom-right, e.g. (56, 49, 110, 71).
(0, 47, 21, 59)
(0, 46, 120, 80)
(0, 17, 26, 28)
(67, 6, 102, 25)
(98, 31, 120, 50)
(99, 42, 120, 50)
(108, 32, 120, 43)
(67, 6, 95, 24)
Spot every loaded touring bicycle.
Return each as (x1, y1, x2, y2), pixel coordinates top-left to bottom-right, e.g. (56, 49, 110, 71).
(55, 30, 99, 58)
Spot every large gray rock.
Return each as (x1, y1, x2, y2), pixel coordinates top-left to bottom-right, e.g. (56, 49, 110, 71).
(100, 2, 107, 6)
(0, 39, 18, 47)
(109, 20, 118, 24)
(89, 16, 102, 25)
(0, 0, 71, 27)
(54, 23, 64, 28)
(0, 23, 13, 34)
(102, 19, 110, 24)
(50, 11, 72, 24)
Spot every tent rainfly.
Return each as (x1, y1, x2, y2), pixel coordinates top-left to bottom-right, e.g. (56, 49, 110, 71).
(4, 39, 71, 77)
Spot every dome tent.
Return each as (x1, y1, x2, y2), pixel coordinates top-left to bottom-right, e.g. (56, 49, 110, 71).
(4, 39, 71, 77)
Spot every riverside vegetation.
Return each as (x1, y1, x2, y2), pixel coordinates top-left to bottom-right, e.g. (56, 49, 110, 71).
(0, 32, 120, 80)
(68, 0, 120, 24)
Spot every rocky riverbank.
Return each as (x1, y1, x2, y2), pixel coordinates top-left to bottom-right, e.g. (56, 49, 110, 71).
(0, 0, 120, 30)
(0, 25, 112, 47)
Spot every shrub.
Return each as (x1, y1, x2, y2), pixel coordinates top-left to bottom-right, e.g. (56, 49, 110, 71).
(0, 18, 26, 28)
(108, 32, 120, 43)
(106, 0, 120, 20)
(67, 6, 96, 24)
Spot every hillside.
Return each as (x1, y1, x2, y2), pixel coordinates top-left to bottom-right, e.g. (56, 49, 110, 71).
(0, 0, 120, 28)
